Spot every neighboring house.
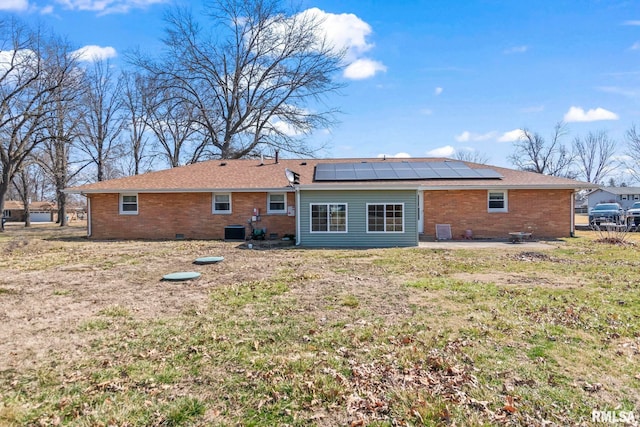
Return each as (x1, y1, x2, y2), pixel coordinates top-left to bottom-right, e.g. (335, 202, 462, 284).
(65, 157, 593, 247)
(2, 201, 58, 222)
(586, 187, 640, 211)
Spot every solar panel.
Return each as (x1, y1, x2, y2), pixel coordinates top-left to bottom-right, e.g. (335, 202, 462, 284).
(313, 161, 503, 181)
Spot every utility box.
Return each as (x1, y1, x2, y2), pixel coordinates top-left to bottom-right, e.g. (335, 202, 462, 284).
(224, 225, 246, 241)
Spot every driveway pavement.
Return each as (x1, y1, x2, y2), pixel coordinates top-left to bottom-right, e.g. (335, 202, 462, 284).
(418, 239, 558, 250)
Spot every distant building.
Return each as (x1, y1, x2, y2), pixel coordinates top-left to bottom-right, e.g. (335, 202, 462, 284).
(2, 201, 58, 222)
(586, 187, 640, 210)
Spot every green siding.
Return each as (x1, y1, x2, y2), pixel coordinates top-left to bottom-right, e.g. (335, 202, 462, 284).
(299, 190, 418, 247)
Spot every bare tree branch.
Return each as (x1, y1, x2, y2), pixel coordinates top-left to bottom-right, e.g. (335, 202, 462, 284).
(572, 130, 617, 184)
(0, 19, 79, 229)
(130, 0, 345, 160)
(508, 122, 576, 178)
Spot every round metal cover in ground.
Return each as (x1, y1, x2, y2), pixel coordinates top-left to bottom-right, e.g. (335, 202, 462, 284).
(162, 271, 201, 281)
(194, 256, 224, 265)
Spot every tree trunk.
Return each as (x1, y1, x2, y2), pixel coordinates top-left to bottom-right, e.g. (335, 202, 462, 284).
(0, 170, 10, 232)
(58, 190, 67, 227)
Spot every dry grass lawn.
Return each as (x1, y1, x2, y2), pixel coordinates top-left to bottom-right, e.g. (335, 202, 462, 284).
(0, 222, 638, 426)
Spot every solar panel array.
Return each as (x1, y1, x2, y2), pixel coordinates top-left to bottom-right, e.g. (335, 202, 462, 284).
(313, 161, 503, 181)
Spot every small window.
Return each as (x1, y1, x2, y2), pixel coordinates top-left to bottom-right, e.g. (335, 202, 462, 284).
(311, 203, 347, 233)
(119, 194, 138, 215)
(268, 193, 286, 214)
(634, 195, 640, 201)
(2, 210, 10, 218)
(367, 203, 404, 233)
(213, 193, 232, 214)
(621, 195, 628, 201)
(488, 191, 508, 212)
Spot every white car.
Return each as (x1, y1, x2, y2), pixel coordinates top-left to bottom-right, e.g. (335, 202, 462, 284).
(627, 202, 640, 228)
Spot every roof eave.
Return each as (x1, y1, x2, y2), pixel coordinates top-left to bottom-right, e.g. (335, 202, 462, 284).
(65, 187, 296, 194)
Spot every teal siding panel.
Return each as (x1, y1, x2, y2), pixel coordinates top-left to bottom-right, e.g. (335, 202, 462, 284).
(299, 190, 418, 247)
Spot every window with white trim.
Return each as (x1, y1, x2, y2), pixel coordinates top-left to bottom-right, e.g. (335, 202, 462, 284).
(119, 194, 138, 215)
(488, 191, 508, 212)
(311, 203, 347, 232)
(367, 203, 404, 232)
(268, 193, 286, 214)
(212, 193, 231, 214)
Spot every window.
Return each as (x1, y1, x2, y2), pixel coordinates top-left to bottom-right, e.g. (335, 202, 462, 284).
(2, 210, 10, 218)
(634, 195, 640, 201)
(213, 193, 231, 214)
(311, 203, 347, 232)
(621, 195, 628, 201)
(268, 193, 286, 214)
(367, 203, 404, 233)
(119, 194, 138, 215)
(488, 191, 508, 212)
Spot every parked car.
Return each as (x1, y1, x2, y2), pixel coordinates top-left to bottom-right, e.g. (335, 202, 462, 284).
(589, 202, 626, 227)
(627, 202, 640, 227)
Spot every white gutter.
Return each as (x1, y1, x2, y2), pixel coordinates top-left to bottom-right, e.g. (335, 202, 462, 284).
(570, 191, 575, 237)
(66, 187, 296, 194)
(86, 197, 92, 238)
(295, 183, 596, 191)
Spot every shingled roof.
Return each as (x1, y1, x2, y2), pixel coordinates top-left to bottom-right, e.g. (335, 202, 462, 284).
(65, 157, 594, 193)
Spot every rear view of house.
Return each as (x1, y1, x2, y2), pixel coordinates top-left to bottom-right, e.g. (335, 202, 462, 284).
(65, 157, 593, 247)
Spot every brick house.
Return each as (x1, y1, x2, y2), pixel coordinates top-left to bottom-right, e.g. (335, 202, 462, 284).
(2, 201, 58, 222)
(65, 157, 593, 247)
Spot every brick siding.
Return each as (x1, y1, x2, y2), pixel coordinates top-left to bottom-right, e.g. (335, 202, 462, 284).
(423, 189, 573, 240)
(88, 192, 296, 240)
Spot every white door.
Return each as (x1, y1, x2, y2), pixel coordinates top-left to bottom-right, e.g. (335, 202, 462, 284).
(418, 191, 424, 234)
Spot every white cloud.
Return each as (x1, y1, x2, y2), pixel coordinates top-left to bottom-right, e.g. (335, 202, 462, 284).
(301, 8, 385, 80)
(623, 20, 640, 26)
(631, 41, 640, 50)
(563, 106, 619, 122)
(455, 131, 471, 142)
(72, 45, 117, 62)
(271, 119, 307, 137)
(377, 152, 411, 159)
(40, 4, 53, 13)
(419, 108, 433, 115)
(426, 145, 455, 158)
(504, 45, 528, 54)
(455, 131, 497, 142)
(343, 58, 386, 80)
(434, 87, 443, 96)
(498, 129, 525, 142)
(56, 0, 166, 14)
(0, 0, 28, 11)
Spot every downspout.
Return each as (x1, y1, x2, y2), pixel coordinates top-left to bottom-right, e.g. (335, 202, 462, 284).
(570, 191, 575, 237)
(295, 186, 301, 246)
(86, 194, 92, 238)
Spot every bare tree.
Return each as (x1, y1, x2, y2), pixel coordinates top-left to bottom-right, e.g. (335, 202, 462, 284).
(572, 130, 617, 184)
(143, 81, 204, 167)
(36, 72, 87, 226)
(508, 122, 576, 177)
(120, 71, 153, 175)
(11, 162, 50, 227)
(77, 59, 126, 181)
(131, 0, 344, 160)
(626, 124, 640, 183)
(0, 19, 79, 229)
(455, 149, 489, 164)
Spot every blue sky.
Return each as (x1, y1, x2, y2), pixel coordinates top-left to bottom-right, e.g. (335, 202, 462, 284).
(2, 0, 640, 170)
